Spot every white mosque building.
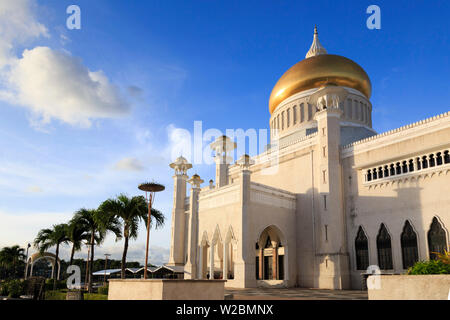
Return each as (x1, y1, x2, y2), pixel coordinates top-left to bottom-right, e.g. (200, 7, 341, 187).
(166, 27, 450, 289)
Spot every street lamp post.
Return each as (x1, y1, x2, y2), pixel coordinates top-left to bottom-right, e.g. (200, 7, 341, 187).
(138, 182, 165, 279)
(84, 242, 92, 290)
(103, 253, 111, 286)
(24, 243, 31, 279)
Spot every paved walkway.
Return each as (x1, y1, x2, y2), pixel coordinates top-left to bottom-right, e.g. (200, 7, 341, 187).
(225, 287, 368, 300)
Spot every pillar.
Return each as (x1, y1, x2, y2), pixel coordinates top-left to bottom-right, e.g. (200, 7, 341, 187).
(185, 174, 203, 279)
(258, 248, 263, 280)
(272, 245, 278, 280)
(223, 242, 228, 280)
(210, 136, 236, 188)
(311, 86, 351, 289)
(198, 245, 204, 279)
(209, 245, 215, 280)
(168, 156, 192, 266)
(51, 263, 55, 279)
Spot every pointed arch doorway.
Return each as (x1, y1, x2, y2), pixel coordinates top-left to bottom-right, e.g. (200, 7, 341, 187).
(255, 225, 287, 287)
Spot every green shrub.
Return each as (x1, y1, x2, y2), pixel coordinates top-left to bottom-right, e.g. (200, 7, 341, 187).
(97, 285, 108, 295)
(407, 259, 450, 275)
(6, 279, 24, 298)
(0, 282, 8, 296)
(84, 293, 108, 300)
(45, 290, 66, 300)
(45, 279, 67, 291)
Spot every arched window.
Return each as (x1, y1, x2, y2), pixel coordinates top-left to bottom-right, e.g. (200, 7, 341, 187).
(429, 154, 435, 167)
(401, 221, 419, 269)
(390, 164, 395, 176)
(428, 217, 448, 260)
(346, 99, 352, 119)
(436, 152, 443, 166)
(287, 109, 290, 128)
(355, 227, 369, 270)
(377, 224, 393, 270)
(409, 159, 414, 172)
(416, 157, 421, 170)
(300, 103, 304, 122)
(402, 161, 408, 173)
(444, 150, 450, 164)
(384, 165, 389, 177)
(422, 156, 428, 169)
(293, 106, 297, 124)
(396, 162, 401, 175)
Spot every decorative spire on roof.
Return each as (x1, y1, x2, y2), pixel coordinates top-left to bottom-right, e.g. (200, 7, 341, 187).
(305, 25, 328, 59)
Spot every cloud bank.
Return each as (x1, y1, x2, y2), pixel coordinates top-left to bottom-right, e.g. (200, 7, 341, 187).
(0, 0, 129, 128)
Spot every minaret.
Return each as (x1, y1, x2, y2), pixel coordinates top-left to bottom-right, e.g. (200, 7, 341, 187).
(234, 154, 255, 287)
(184, 174, 203, 279)
(310, 86, 351, 289)
(306, 25, 328, 59)
(167, 156, 192, 266)
(210, 136, 237, 188)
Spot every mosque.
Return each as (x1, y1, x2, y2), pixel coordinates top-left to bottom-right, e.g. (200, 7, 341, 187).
(166, 27, 450, 289)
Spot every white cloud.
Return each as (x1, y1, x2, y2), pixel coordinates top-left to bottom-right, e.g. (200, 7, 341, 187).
(0, 210, 72, 249)
(0, 0, 48, 67)
(0, 1, 130, 128)
(2, 47, 130, 127)
(26, 185, 43, 193)
(166, 124, 192, 162)
(113, 157, 145, 172)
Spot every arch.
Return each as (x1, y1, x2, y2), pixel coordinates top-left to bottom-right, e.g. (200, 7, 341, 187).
(376, 223, 393, 270)
(400, 220, 419, 269)
(355, 226, 369, 270)
(200, 231, 210, 247)
(26, 252, 61, 280)
(255, 225, 287, 282)
(211, 225, 222, 245)
(427, 216, 448, 260)
(223, 226, 237, 280)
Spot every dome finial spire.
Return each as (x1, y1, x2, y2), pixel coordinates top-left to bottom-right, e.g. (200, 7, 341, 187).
(306, 25, 327, 59)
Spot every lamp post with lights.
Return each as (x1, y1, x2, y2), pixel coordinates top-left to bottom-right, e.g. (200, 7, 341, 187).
(138, 182, 165, 279)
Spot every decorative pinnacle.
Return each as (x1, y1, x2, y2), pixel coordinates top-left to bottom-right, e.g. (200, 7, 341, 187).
(306, 25, 328, 59)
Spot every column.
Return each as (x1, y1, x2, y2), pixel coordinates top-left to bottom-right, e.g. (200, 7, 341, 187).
(51, 263, 55, 279)
(198, 246, 204, 279)
(209, 245, 214, 280)
(272, 245, 278, 280)
(223, 242, 228, 280)
(259, 248, 263, 280)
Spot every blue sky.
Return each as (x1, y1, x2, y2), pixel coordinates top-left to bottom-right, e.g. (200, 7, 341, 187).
(0, 0, 448, 264)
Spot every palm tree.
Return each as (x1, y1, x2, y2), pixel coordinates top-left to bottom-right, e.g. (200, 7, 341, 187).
(71, 208, 121, 292)
(66, 220, 90, 266)
(0, 245, 26, 278)
(34, 224, 70, 281)
(99, 194, 165, 279)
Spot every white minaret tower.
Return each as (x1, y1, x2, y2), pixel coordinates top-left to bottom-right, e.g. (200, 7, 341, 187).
(310, 86, 351, 289)
(184, 174, 203, 279)
(167, 156, 192, 266)
(210, 135, 237, 188)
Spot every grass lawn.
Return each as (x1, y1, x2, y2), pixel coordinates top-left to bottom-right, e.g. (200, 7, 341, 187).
(45, 290, 107, 300)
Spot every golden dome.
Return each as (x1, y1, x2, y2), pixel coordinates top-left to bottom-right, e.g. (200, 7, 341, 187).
(268, 28, 372, 114)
